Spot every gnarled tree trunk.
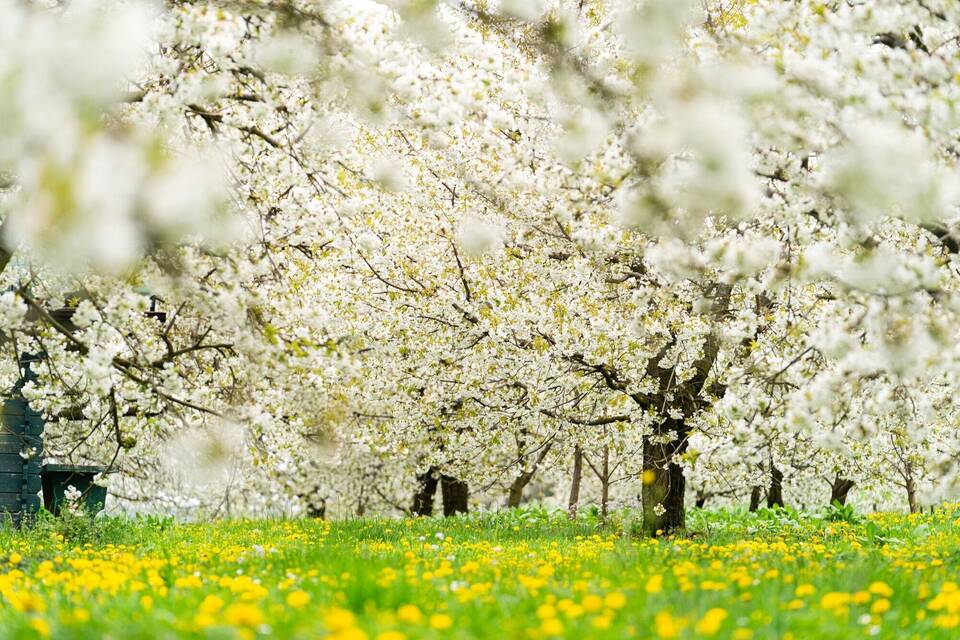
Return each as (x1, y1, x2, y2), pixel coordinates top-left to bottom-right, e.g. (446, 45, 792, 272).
(749, 486, 763, 512)
(905, 473, 919, 514)
(567, 446, 583, 520)
(506, 441, 553, 508)
(507, 473, 532, 508)
(411, 467, 439, 516)
(641, 419, 687, 536)
(600, 443, 610, 522)
(829, 475, 855, 506)
(440, 474, 468, 516)
(767, 463, 784, 508)
(638, 285, 732, 536)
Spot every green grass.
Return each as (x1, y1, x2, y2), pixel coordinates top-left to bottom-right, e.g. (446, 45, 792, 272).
(0, 506, 958, 638)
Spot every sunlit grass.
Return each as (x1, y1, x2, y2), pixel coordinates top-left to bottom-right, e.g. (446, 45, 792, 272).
(0, 507, 958, 638)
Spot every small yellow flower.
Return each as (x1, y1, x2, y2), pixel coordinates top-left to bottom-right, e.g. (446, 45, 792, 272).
(605, 591, 627, 608)
(695, 608, 728, 636)
(224, 603, 265, 628)
(8, 591, 46, 613)
(582, 594, 603, 613)
(9, 552, 22, 565)
(794, 584, 816, 597)
(325, 608, 357, 632)
(646, 574, 664, 594)
(869, 582, 894, 598)
(199, 595, 224, 615)
(140, 596, 154, 612)
(286, 590, 310, 608)
(30, 618, 50, 638)
(871, 599, 891, 614)
(655, 611, 680, 639)
(536, 604, 557, 619)
(564, 604, 584, 619)
(397, 605, 423, 624)
(376, 632, 407, 640)
(591, 615, 612, 630)
(429, 614, 453, 630)
(820, 592, 851, 609)
(540, 618, 564, 635)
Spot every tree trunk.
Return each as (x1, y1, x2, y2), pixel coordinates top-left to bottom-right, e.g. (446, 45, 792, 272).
(641, 423, 687, 536)
(568, 446, 583, 520)
(905, 474, 918, 514)
(440, 475, 469, 516)
(505, 441, 553, 508)
(411, 467, 439, 516)
(638, 285, 730, 536)
(767, 464, 784, 509)
(507, 472, 534, 508)
(829, 475, 855, 506)
(695, 491, 707, 509)
(749, 486, 762, 512)
(356, 484, 366, 517)
(600, 443, 610, 522)
(0, 215, 13, 276)
(307, 497, 326, 519)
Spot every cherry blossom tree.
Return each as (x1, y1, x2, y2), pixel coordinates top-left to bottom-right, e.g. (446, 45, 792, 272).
(6, 0, 960, 529)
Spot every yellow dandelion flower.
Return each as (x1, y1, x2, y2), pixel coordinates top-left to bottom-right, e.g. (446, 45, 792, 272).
(695, 608, 728, 636)
(30, 618, 50, 638)
(325, 608, 357, 632)
(583, 594, 603, 613)
(429, 614, 453, 630)
(536, 604, 557, 619)
(655, 611, 681, 638)
(224, 603, 265, 628)
(871, 599, 891, 614)
(199, 595, 224, 615)
(646, 574, 664, 594)
(541, 618, 563, 635)
(286, 590, 310, 608)
(592, 615, 613, 630)
(820, 592, 851, 609)
(605, 591, 627, 608)
(397, 605, 423, 624)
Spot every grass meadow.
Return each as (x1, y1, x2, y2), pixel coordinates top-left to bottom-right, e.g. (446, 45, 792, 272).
(0, 507, 958, 638)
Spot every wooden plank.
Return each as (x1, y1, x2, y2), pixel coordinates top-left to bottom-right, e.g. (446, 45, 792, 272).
(0, 434, 40, 450)
(0, 398, 26, 417)
(0, 423, 43, 437)
(0, 455, 39, 473)
(0, 493, 24, 509)
(1, 399, 44, 421)
(0, 475, 40, 494)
